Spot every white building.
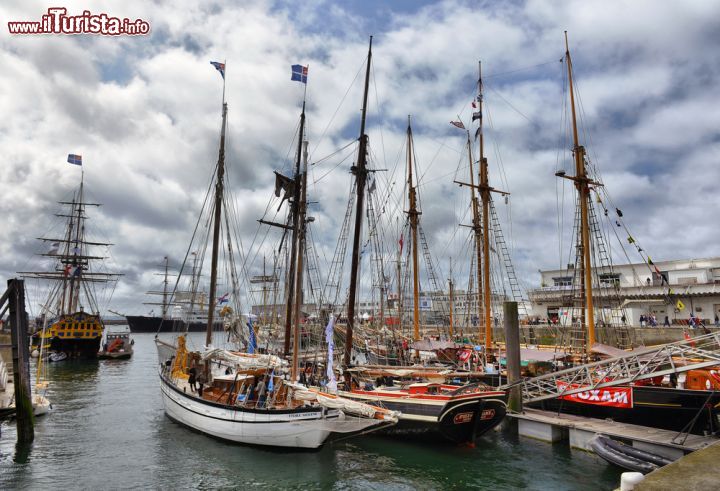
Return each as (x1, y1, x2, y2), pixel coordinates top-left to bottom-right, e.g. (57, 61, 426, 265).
(528, 257, 720, 325)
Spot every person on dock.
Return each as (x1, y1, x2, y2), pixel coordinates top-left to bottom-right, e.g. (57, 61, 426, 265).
(664, 315, 670, 327)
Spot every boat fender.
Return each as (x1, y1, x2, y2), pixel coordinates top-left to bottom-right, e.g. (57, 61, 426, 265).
(620, 472, 644, 491)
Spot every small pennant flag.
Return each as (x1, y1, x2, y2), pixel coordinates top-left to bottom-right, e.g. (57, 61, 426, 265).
(471, 101, 477, 108)
(67, 154, 82, 166)
(676, 299, 685, 311)
(472, 111, 482, 122)
(291, 64, 308, 83)
(399, 234, 404, 253)
(210, 61, 225, 79)
(450, 121, 465, 130)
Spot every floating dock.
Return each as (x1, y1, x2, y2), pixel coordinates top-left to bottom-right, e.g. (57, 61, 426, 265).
(507, 408, 718, 460)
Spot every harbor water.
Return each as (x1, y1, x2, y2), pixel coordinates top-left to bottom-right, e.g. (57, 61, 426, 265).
(1, 332, 622, 489)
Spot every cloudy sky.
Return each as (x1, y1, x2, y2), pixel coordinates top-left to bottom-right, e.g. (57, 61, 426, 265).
(1, 0, 719, 316)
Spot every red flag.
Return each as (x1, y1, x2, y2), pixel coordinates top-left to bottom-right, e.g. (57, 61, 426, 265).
(471, 101, 477, 108)
(399, 234, 404, 253)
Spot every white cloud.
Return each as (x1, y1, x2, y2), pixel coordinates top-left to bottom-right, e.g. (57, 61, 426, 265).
(1, 0, 719, 316)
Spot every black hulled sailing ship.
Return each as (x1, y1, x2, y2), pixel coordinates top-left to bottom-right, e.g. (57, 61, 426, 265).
(529, 33, 720, 436)
(124, 256, 221, 333)
(329, 38, 509, 444)
(24, 167, 120, 359)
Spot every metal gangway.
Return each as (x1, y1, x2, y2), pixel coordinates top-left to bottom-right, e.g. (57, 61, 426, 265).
(504, 332, 720, 403)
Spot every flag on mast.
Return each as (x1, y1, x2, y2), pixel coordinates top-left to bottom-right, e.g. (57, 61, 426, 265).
(291, 64, 308, 83)
(67, 154, 82, 165)
(449, 121, 465, 130)
(210, 61, 225, 79)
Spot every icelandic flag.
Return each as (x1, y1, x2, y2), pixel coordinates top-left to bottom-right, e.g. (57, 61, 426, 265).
(210, 61, 225, 79)
(324, 315, 337, 393)
(247, 320, 257, 354)
(217, 293, 229, 304)
(67, 154, 82, 166)
(291, 64, 308, 84)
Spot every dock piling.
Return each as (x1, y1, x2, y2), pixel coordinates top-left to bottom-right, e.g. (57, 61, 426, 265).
(7, 279, 34, 444)
(503, 301, 522, 413)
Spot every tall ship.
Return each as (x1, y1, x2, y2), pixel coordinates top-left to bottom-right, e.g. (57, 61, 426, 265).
(124, 256, 223, 333)
(22, 162, 120, 359)
(524, 33, 720, 435)
(154, 60, 398, 449)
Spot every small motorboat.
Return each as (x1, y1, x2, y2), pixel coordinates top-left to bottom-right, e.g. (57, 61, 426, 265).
(48, 351, 68, 362)
(98, 330, 134, 360)
(589, 434, 675, 474)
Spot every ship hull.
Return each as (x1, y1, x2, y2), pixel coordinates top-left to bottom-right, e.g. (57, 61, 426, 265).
(341, 386, 508, 444)
(159, 373, 338, 449)
(531, 385, 720, 435)
(125, 316, 219, 333)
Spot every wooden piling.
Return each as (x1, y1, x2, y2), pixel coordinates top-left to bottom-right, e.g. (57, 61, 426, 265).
(7, 279, 34, 443)
(503, 301, 522, 413)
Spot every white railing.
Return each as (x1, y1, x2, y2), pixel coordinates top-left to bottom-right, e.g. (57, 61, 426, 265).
(505, 332, 720, 403)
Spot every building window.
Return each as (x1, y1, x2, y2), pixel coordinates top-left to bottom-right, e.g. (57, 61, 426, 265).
(553, 276, 572, 287)
(599, 273, 620, 286)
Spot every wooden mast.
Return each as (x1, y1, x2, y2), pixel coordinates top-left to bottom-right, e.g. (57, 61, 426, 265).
(478, 61, 493, 352)
(162, 256, 169, 318)
(563, 31, 596, 352)
(284, 101, 306, 356)
(448, 258, 454, 337)
(205, 97, 228, 347)
(407, 117, 421, 341)
(455, 62, 510, 352)
(463, 132, 483, 343)
(291, 141, 309, 382)
(344, 35, 373, 374)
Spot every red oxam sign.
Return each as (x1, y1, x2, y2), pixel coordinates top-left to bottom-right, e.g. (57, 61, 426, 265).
(556, 381, 633, 408)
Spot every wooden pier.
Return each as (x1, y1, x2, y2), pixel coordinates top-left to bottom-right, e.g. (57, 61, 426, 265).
(507, 408, 718, 460)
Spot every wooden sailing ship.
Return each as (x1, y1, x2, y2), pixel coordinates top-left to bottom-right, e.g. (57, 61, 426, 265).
(530, 33, 720, 436)
(154, 61, 398, 449)
(23, 170, 120, 359)
(328, 38, 509, 444)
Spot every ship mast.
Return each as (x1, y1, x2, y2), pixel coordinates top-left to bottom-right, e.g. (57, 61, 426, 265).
(283, 101, 306, 356)
(455, 61, 509, 353)
(291, 141, 309, 381)
(162, 256, 169, 318)
(557, 32, 597, 353)
(406, 117, 421, 341)
(462, 131, 483, 344)
(478, 61, 492, 352)
(205, 88, 228, 347)
(343, 35, 373, 373)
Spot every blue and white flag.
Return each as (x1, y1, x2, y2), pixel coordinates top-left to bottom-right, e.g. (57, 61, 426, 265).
(67, 154, 82, 166)
(247, 319, 257, 354)
(217, 292, 229, 304)
(210, 61, 225, 79)
(324, 315, 337, 393)
(291, 64, 308, 84)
